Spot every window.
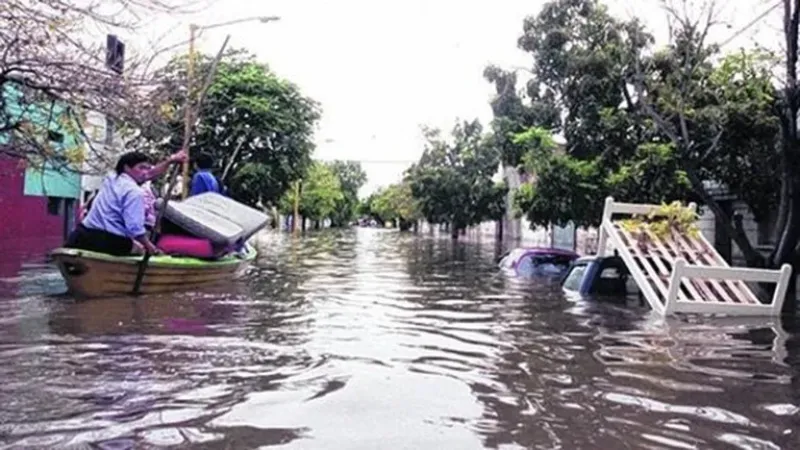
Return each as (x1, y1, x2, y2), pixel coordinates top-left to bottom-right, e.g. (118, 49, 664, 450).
(516, 255, 534, 276)
(105, 117, 115, 145)
(47, 130, 64, 143)
(529, 254, 573, 275)
(592, 261, 628, 296)
(562, 264, 587, 291)
(47, 197, 61, 216)
(599, 267, 621, 279)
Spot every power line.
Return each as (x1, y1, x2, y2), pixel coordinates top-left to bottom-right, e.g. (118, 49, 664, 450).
(718, 1, 781, 48)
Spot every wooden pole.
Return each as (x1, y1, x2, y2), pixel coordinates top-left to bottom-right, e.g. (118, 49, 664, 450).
(181, 24, 196, 199)
(132, 36, 231, 295)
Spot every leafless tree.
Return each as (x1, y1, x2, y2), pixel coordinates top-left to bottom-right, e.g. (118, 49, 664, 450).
(0, 0, 206, 174)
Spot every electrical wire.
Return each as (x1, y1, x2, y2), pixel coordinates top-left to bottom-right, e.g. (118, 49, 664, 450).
(718, 0, 782, 48)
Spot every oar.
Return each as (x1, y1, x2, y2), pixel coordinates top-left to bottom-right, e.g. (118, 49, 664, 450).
(131, 36, 231, 296)
(131, 166, 181, 295)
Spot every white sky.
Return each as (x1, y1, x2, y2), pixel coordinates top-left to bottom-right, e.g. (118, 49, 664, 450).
(122, 0, 782, 197)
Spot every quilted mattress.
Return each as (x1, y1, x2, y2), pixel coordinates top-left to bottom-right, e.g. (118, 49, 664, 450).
(157, 193, 269, 245)
(185, 193, 270, 241)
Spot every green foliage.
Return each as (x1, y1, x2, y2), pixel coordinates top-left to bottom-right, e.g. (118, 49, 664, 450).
(406, 119, 507, 234)
(604, 143, 693, 204)
(490, 0, 782, 236)
(327, 160, 368, 227)
(357, 194, 376, 218)
(483, 66, 559, 167)
(513, 152, 604, 228)
(515, 0, 652, 161)
(370, 182, 420, 227)
(701, 51, 781, 222)
(137, 49, 321, 208)
(279, 161, 343, 222)
(619, 201, 700, 245)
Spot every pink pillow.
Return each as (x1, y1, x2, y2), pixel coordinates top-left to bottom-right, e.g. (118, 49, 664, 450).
(157, 234, 215, 258)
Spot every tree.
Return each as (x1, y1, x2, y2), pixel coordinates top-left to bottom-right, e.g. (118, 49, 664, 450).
(1, 0, 194, 171)
(627, 0, 795, 311)
(514, 0, 652, 161)
(131, 49, 321, 208)
(490, 0, 687, 227)
(327, 160, 367, 227)
(483, 64, 559, 168)
(279, 161, 343, 228)
(501, 0, 797, 311)
(357, 193, 377, 219)
(497, 0, 776, 229)
(406, 119, 507, 238)
(370, 182, 420, 230)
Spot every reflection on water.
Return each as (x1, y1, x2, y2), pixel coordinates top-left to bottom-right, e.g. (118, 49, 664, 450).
(0, 228, 799, 449)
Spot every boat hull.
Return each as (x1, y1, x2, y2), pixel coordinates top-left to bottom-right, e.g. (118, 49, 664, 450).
(50, 247, 256, 298)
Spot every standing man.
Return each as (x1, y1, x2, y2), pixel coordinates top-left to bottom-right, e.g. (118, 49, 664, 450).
(189, 152, 221, 196)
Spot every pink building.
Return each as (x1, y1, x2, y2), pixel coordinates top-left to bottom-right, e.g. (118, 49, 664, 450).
(0, 155, 77, 279)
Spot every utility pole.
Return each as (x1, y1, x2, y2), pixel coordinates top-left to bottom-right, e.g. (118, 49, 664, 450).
(293, 179, 302, 234)
(181, 24, 197, 199)
(179, 16, 280, 199)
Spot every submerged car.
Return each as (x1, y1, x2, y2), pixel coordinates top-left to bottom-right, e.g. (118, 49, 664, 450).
(498, 247, 580, 279)
(561, 253, 649, 307)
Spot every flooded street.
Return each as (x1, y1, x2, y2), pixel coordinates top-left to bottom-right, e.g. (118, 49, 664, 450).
(1, 228, 799, 449)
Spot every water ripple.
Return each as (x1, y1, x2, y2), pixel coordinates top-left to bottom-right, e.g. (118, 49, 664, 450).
(0, 228, 798, 449)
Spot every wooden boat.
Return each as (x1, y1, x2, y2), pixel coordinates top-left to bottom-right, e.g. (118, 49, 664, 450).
(50, 245, 257, 298)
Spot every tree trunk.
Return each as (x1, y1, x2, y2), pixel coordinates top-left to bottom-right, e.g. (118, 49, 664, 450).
(497, 219, 504, 241)
(451, 227, 459, 239)
(775, 0, 800, 314)
(302, 217, 307, 232)
(686, 169, 765, 267)
(314, 220, 321, 230)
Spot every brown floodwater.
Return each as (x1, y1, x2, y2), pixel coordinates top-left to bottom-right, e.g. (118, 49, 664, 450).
(0, 228, 799, 449)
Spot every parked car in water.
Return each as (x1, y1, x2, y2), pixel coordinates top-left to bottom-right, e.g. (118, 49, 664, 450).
(560, 253, 647, 306)
(498, 247, 580, 279)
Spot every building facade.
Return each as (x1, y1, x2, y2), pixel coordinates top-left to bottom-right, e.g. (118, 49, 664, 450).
(0, 84, 82, 254)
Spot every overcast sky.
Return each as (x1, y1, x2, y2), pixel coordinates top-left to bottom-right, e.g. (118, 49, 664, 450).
(128, 0, 782, 197)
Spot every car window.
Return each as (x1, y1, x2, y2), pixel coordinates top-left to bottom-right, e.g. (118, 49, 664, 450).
(593, 262, 628, 295)
(599, 267, 621, 279)
(562, 264, 587, 291)
(516, 255, 534, 276)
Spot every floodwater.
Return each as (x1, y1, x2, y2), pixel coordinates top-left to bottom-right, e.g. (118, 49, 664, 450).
(0, 228, 799, 449)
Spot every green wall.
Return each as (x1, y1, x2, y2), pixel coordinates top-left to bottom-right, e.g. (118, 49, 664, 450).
(1, 84, 82, 199)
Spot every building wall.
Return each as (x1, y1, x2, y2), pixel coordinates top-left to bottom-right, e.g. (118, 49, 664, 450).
(80, 110, 124, 194)
(0, 156, 71, 252)
(0, 84, 81, 248)
(1, 84, 82, 198)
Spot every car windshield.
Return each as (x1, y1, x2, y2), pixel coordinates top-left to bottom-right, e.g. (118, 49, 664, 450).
(500, 249, 526, 268)
(562, 264, 587, 291)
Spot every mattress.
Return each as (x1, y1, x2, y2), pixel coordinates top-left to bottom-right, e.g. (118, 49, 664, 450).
(183, 193, 269, 240)
(158, 199, 243, 245)
(156, 193, 269, 245)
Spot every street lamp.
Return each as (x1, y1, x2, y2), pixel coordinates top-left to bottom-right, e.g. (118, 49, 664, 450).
(181, 15, 281, 198)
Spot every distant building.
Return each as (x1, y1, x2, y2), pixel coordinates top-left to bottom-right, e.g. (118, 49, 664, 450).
(499, 136, 573, 248)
